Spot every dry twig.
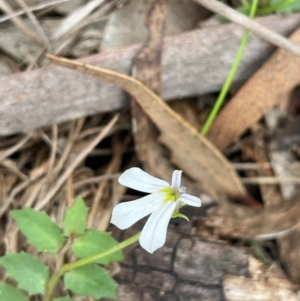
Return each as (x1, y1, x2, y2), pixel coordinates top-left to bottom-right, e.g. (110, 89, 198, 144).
(0, 133, 33, 162)
(0, 0, 72, 23)
(15, 0, 52, 50)
(52, 0, 106, 40)
(242, 177, 300, 185)
(0, 0, 45, 46)
(194, 0, 300, 57)
(34, 114, 119, 210)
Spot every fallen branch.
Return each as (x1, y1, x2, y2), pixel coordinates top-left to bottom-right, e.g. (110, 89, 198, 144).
(241, 177, 300, 185)
(0, 14, 300, 135)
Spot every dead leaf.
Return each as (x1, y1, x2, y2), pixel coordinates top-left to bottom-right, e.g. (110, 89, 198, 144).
(46, 53, 246, 200)
(129, 0, 200, 196)
(208, 27, 300, 150)
(223, 274, 298, 301)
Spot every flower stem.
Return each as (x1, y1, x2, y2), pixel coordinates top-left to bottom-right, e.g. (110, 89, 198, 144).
(43, 270, 62, 301)
(62, 232, 140, 272)
(43, 232, 140, 301)
(43, 238, 72, 301)
(257, 0, 296, 15)
(200, 0, 259, 136)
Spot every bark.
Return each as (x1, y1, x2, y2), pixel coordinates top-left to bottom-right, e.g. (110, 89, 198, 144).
(106, 211, 250, 301)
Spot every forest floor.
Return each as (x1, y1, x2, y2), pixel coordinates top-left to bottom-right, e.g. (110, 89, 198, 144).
(1, 0, 300, 300)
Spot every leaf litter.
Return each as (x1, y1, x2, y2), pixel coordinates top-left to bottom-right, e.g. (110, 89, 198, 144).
(46, 53, 246, 201)
(1, 0, 300, 300)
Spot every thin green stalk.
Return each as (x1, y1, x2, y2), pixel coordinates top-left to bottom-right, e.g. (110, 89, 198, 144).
(43, 270, 62, 301)
(248, 239, 270, 266)
(62, 232, 140, 272)
(43, 238, 72, 301)
(257, 0, 296, 15)
(43, 232, 140, 301)
(200, 0, 259, 136)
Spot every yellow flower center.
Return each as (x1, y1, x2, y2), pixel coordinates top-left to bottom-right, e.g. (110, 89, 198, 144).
(160, 187, 189, 221)
(160, 187, 181, 203)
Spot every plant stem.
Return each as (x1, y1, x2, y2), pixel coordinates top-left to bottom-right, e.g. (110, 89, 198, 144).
(248, 239, 270, 266)
(43, 232, 140, 301)
(200, 0, 259, 136)
(257, 0, 296, 15)
(43, 238, 72, 301)
(62, 232, 141, 272)
(43, 270, 62, 301)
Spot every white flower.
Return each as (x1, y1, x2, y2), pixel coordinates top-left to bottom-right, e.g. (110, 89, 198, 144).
(110, 168, 201, 253)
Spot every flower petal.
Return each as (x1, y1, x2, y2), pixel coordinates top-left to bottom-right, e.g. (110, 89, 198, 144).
(110, 192, 166, 229)
(171, 170, 182, 189)
(179, 193, 201, 207)
(139, 201, 177, 253)
(118, 168, 169, 193)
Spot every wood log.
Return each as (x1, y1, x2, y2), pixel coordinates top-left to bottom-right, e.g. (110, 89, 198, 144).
(1, 14, 300, 135)
(107, 213, 250, 301)
(106, 206, 298, 301)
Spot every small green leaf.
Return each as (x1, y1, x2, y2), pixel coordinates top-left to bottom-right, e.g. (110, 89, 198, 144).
(53, 297, 74, 301)
(0, 252, 49, 295)
(64, 264, 117, 299)
(11, 208, 65, 254)
(0, 283, 29, 301)
(172, 212, 189, 221)
(71, 229, 124, 264)
(62, 197, 88, 237)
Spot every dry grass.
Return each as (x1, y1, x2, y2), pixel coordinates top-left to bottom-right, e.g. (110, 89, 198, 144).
(0, 5, 135, 296)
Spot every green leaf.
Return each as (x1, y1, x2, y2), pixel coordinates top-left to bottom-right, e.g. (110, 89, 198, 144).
(0, 252, 49, 295)
(239, 0, 250, 12)
(172, 212, 189, 221)
(271, 0, 300, 13)
(0, 283, 29, 301)
(64, 264, 117, 299)
(71, 229, 124, 264)
(62, 196, 88, 237)
(11, 208, 65, 254)
(53, 298, 74, 301)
